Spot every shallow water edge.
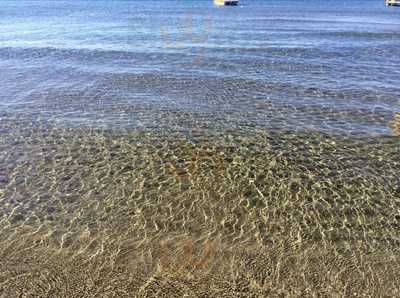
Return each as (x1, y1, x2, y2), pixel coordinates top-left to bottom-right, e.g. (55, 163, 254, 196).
(0, 124, 399, 296)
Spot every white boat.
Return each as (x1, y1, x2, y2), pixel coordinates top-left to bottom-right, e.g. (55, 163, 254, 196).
(386, 0, 400, 5)
(214, 0, 239, 6)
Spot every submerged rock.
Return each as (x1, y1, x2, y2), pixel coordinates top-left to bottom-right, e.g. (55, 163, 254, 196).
(0, 175, 8, 184)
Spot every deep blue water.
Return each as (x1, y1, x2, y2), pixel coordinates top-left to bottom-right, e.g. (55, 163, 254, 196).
(0, 0, 399, 135)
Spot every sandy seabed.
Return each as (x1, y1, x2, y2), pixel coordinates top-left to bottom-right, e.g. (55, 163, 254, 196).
(0, 123, 400, 297)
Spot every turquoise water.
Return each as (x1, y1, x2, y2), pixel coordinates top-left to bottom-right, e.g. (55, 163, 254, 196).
(0, 0, 399, 135)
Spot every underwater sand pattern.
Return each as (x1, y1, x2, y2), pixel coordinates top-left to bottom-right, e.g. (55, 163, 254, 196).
(1, 0, 400, 295)
(392, 112, 400, 136)
(0, 123, 400, 296)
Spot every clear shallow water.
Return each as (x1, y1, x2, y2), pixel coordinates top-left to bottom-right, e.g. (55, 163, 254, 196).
(0, 0, 399, 135)
(1, 2, 400, 295)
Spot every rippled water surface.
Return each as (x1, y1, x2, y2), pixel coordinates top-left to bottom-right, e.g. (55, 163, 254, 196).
(0, 0, 400, 296)
(0, 0, 399, 134)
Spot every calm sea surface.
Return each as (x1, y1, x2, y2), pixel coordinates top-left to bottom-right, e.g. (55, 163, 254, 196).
(1, 2, 400, 294)
(0, 0, 399, 135)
